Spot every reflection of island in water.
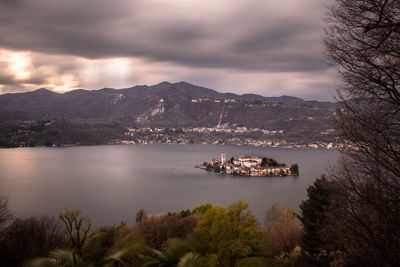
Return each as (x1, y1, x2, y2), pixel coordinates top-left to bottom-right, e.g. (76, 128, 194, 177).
(196, 153, 299, 177)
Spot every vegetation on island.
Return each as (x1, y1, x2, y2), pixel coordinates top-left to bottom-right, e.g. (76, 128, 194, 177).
(289, 164, 299, 176)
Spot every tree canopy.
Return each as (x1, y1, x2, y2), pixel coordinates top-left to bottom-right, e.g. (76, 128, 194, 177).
(194, 201, 262, 267)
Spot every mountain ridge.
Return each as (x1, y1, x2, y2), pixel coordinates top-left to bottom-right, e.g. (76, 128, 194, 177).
(1, 81, 314, 102)
(0, 81, 333, 131)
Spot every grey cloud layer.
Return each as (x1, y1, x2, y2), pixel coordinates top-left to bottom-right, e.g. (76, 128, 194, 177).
(0, 0, 329, 72)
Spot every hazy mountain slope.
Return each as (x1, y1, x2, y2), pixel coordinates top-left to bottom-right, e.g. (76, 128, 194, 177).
(0, 88, 60, 115)
(0, 82, 333, 130)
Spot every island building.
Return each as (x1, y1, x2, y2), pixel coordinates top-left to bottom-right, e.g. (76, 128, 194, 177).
(204, 153, 293, 177)
(220, 153, 226, 163)
(238, 155, 262, 168)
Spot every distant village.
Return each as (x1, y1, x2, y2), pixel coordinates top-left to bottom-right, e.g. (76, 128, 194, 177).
(196, 153, 299, 177)
(122, 126, 339, 149)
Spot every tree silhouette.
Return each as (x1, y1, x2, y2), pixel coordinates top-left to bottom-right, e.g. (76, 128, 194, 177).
(324, 0, 400, 264)
(58, 209, 95, 264)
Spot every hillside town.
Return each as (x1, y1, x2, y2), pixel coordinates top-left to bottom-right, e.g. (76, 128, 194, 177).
(122, 126, 339, 149)
(197, 153, 299, 177)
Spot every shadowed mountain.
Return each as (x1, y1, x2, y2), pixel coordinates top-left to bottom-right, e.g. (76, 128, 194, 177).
(0, 81, 333, 130)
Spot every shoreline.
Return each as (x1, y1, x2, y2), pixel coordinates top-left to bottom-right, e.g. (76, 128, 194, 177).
(0, 141, 340, 150)
(195, 164, 299, 177)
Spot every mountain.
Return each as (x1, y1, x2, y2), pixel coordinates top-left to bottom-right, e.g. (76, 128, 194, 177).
(223, 92, 305, 102)
(0, 81, 333, 130)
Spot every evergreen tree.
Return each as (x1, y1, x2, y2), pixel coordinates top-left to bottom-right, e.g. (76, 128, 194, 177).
(297, 176, 335, 266)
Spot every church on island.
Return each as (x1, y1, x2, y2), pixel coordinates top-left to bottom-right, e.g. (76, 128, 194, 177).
(198, 153, 298, 177)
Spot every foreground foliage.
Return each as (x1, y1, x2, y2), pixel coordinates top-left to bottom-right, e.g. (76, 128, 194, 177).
(0, 198, 306, 267)
(193, 201, 262, 267)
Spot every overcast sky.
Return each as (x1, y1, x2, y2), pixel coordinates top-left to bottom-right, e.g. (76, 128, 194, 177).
(0, 0, 338, 100)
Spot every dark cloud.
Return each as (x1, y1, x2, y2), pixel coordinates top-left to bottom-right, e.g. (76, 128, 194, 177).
(0, 0, 330, 72)
(0, 0, 21, 7)
(0, 0, 339, 100)
(0, 76, 18, 86)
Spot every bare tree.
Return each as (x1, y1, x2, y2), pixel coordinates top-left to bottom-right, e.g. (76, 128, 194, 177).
(325, 0, 400, 103)
(0, 197, 12, 232)
(58, 208, 95, 264)
(323, 0, 400, 265)
(325, 0, 400, 177)
(264, 203, 303, 257)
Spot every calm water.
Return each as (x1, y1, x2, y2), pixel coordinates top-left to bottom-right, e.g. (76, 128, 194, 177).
(0, 144, 338, 226)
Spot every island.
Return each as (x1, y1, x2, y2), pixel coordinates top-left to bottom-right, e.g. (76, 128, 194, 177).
(196, 153, 299, 177)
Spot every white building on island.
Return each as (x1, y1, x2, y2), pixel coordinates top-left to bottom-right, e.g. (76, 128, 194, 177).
(220, 153, 226, 163)
(238, 155, 262, 167)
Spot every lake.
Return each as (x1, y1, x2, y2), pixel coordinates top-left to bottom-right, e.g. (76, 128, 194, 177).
(0, 144, 338, 226)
